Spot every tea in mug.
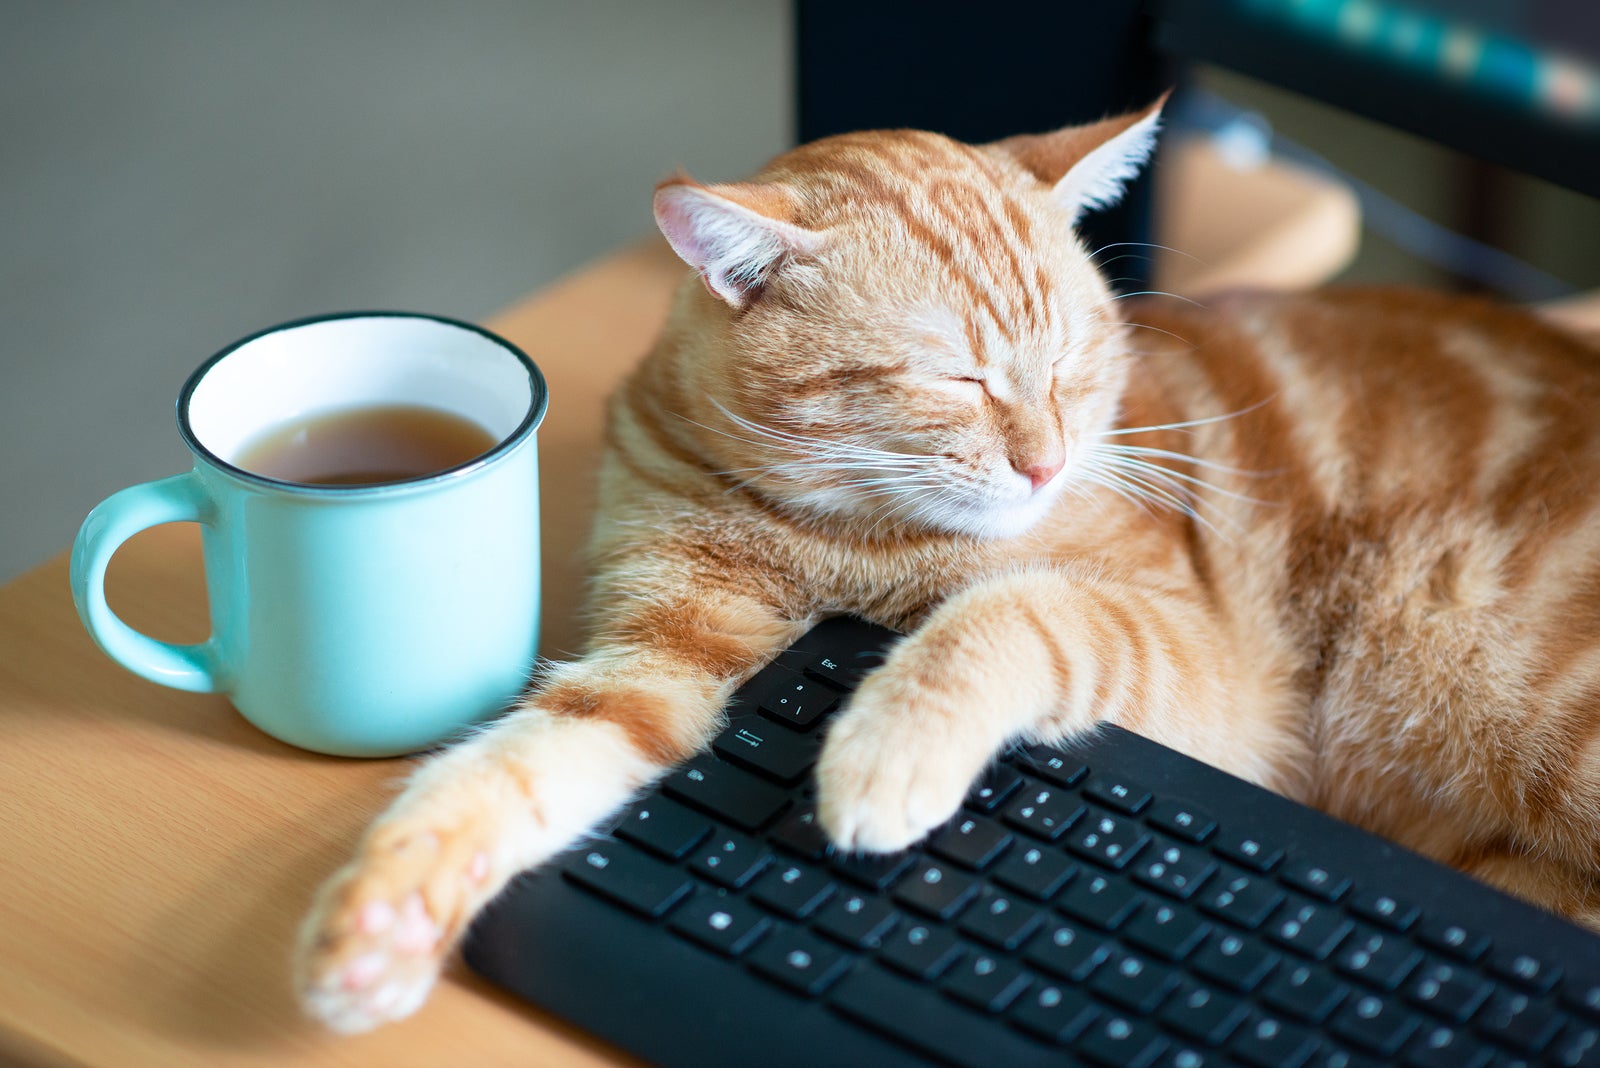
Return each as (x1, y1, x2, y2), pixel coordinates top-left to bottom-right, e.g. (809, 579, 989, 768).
(236, 404, 499, 486)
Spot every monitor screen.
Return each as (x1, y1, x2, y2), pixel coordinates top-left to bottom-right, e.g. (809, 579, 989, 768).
(1155, 0, 1600, 197)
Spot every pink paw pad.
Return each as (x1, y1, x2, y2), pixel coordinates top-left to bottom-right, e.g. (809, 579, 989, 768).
(357, 900, 396, 935)
(393, 893, 441, 953)
(343, 951, 386, 991)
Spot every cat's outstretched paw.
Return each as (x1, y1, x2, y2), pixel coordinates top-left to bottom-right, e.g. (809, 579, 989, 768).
(295, 821, 493, 1034)
(814, 669, 992, 854)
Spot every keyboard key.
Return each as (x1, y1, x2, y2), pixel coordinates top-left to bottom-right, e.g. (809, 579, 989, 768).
(1348, 889, 1420, 932)
(1405, 960, 1494, 1023)
(1092, 949, 1181, 1014)
(1024, 919, 1114, 982)
(830, 850, 913, 891)
(1147, 798, 1218, 843)
(747, 926, 853, 996)
(561, 841, 694, 918)
(1547, 1024, 1600, 1066)
(755, 674, 840, 730)
(799, 648, 884, 691)
(1063, 807, 1151, 871)
(770, 805, 831, 861)
(965, 764, 1024, 813)
(830, 964, 1047, 1068)
(1009, 982, 1101, 1044)
(1162, 1044, 1227, 1068)
(1191, 932, 1281, 992)
(1214, 830, 1284, 872)
(1199, 868, 1286, 930)
(1416, 919, 1491, 963)
(1262, 962, 1351, 1023)
(1122, 903, 1212, 962)
(668, 892, 771, 956)
(688, 829, 772, 889)
(1267, 899, 1355, 961)
(712, 717, 820, 784)
(614, 796, 712, 860)
(941, 950, 1032, 1013)
(1013, 746, 1089, 787)
(1160, 981, 1250, 1045)
(812, 890, 899, 950)
(1488, 945, 1562, 994)
(957, 889, 1045, 951)
(1133, 837, 1218, 900)
(1281, 859, 1352, 902)
(663, 755, 789, 831)
(1477, 990, 1564, 1054)
(1561, 975, 1600, 1020)
(749, 860, 836, 919)
(1336, 927, 1424, 991)
(1002, 784, 1083, 841)
(991, 841, 1077, 900)
(927, 814, 1013, 871)
(797, 652, 856, 690)
(1057, 871, 1145, 930)
(879, 920, 965, 981)
(1084, 774, 1153, 814)
(1306, 1050, 1384, 1068)
(1230, 1012, 1320, 1068)
(1403, 1024, 1494, 1068)
(1329, 993, 1422, 1056)
(1076, 1013, 1169, 1068)
(892, 859, 979, 920)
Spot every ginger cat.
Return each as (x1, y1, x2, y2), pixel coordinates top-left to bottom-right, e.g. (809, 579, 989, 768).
(296, 99, 1600, 1032)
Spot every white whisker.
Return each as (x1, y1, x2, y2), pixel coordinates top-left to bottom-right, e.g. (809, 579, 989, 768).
(1089, 240, 1210, 268)
(1095, 443, 1267, 478)
(1119, 320, 1194, 347)
(1093, 453, 1270, 508)
(1099, 396, 1277, 438)
(1113, 289, 1206, 308)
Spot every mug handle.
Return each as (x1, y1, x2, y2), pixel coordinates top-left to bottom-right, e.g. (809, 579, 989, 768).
(70, 471, 224, 693)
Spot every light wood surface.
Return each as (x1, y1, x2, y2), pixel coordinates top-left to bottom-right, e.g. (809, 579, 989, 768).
(0, 241, 683, 1068)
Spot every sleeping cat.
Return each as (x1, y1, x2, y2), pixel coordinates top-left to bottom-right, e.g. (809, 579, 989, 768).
(296, 98, 1600, 1033)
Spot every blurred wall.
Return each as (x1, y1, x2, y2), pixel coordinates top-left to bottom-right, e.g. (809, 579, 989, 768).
(0, 1, 791, 583)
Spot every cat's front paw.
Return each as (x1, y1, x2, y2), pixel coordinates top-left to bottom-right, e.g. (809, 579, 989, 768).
(814, 670, 992, 854)
(295, 819, 493, 1034)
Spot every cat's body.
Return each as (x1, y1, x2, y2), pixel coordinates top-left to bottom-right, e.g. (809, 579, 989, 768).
(297, 103, 1600, 1033)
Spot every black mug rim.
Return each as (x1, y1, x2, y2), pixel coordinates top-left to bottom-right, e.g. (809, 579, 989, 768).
(176, 311, 549, 496)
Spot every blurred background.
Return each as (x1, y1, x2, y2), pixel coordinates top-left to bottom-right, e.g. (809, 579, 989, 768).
(4, 1, 1599, 585)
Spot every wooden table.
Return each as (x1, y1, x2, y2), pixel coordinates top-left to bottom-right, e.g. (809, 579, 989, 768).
(0, 241, 684, 1067)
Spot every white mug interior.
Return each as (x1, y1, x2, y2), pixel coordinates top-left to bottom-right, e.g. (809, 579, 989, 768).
(183, 314, 538, 482)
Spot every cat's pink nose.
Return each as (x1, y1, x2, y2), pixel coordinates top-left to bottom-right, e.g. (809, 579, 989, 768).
(1017, 456, 1064, 491)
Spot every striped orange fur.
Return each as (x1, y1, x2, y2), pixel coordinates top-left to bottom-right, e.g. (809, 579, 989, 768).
(297, 100, 1600, 1032)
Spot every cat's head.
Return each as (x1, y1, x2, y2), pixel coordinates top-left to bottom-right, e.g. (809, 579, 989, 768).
(653, 99, 1164, 539)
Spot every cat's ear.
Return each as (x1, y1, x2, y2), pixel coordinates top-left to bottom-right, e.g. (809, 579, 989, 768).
(990, 93, 1169, 226)
(653, 178, 824, 309)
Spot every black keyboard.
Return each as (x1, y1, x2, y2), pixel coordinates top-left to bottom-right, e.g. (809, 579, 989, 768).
(464, 617, 1600, 1068)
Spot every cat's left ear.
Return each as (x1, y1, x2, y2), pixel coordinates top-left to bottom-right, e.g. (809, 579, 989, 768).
(990, 92, 1170, 226)
(653, 178, 825, 309)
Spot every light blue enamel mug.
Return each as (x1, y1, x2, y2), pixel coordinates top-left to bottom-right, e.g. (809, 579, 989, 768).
(70, 312, 548, 757)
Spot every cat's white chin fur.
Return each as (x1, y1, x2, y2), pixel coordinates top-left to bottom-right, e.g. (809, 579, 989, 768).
(919, 480, 1067, 540)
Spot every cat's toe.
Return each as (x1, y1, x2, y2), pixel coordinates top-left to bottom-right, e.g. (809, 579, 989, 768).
(296, 833, 492, 1032)
(297, 873, 447, 1032)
